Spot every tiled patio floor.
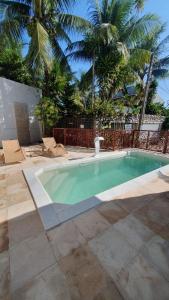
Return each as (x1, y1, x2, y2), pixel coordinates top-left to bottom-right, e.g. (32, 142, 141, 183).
(0, 146, 169, 299)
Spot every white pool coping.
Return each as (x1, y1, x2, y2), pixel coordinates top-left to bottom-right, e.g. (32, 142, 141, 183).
(23, 150, 169, 230)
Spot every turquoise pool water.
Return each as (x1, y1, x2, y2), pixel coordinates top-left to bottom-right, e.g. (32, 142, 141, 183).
(38, 152, 169, 205)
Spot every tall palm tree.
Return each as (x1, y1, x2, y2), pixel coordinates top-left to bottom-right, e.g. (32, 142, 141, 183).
(0, 0, 90, 76)
(133, 23, 169, 81)
(67, 0, 160, 98)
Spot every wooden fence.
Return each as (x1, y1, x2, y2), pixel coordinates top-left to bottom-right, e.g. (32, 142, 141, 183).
(53, 128, 169, 154)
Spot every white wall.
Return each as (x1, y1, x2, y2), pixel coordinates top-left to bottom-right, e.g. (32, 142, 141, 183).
(0, 77, 42, 147)
(141, 123, 162, 131)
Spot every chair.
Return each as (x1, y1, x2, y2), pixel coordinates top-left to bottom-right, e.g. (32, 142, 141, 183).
(42, 137, 66, 157)
(2, 139, 25, 164)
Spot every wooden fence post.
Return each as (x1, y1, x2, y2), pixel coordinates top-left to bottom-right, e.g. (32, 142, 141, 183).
(64, 128, 66, 145)
(163, 132, 169, 154)
(146, 131, 150, 149)
(132, 130, 135, 148)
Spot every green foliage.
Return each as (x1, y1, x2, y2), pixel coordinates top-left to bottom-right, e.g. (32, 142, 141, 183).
(34, 97, 59, 134)
(68, 0, 160, 98)
(69, 90, 85, 114)
(162, 112, 169, 130)
(43, 62, 71, 104)
(0, 45, 32, 85)
(0, 0, 90, 77)
(1, 0, 169, 128)
(86, 98, 115, 128)
(146, 102, 166, 116)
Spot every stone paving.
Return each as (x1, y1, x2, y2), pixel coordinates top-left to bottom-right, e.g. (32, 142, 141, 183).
(0, 146, 169, 299)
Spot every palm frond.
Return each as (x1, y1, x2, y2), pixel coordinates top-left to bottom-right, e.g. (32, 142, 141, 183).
(26, 21, 52, 75)
(124, 14, 160, 47)
(110, 0, 135, 29)
(152, 69, 169, 79)
(134, 0, 145, 11)
(0, 0, 30, 16)
(130, 48, 151, 68)
(79, 66, 93, 89)
(67, 50, 93, 62)
(0, 18, 23, 42)
(155, 34, 169, 55)
(154, 56, 169, 69)
(58, 13, 91, 33)
(50, 36, 71, 71)
(89, 0, 102, 26)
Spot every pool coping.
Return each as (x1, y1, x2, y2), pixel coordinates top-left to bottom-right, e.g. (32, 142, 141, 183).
(23, 150, 169, 230)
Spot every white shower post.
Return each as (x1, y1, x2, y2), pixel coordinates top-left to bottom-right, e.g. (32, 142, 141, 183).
(94, 136, 104, 156)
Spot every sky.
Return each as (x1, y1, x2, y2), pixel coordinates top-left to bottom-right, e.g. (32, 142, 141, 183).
(68, 0, 169, 105)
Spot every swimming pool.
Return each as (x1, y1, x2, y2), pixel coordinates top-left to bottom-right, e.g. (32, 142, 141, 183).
(38, 151, 169, 205)
(24, 150, 169, 229)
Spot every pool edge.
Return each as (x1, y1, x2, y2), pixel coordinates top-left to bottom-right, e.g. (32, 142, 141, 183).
(23, 150, 169, 230)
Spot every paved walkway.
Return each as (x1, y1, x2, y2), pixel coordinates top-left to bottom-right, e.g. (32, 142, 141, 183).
(0, 147, 169, 300)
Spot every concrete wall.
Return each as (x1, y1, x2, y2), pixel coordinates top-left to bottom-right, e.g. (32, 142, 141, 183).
(0, 77, 42, 147)
(141, 123, 162, 131)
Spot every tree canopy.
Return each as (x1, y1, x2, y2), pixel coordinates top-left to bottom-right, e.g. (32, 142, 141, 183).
(0, 0, 169, 130)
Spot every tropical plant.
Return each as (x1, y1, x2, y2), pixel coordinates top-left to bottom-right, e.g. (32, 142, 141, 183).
(162, 109, 169, 130)
(132, 23, 169, 116)
(42, 61, 72, 104)
(0, 0, 90, 76)
(146, 102, 166, 116)
(133, 23, 169, 81)
(34, 97, 59, 135)
(0, 42, 32, 85)
(68, 0, 159, 99)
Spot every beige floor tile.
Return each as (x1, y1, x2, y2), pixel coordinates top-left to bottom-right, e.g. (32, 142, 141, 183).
(73, 209, 110, 240)
(0, 178, 6, 188)
(89, 226, 137, 281)
(6, 183, 27, 195)
(8, 200, 35, 221)
(158, 223, 169, 240)
(7, 189, 33, 207)
(0, 186, 6, 198)
(47, 220, 86, 258)
(6, 172, 27, 187)
(8, 211, 43, 248)
(145, 178, 169, 194)
(0, 219, 8, 253)
(0, 174, 6, 181)
(12, 264, 71, 300)
(10, 232, 56, 291)
(0, 196, 8, 210)
(59, 246, 122, 300)
(134, 197, 169, 234)
(142, 235, 169, 281)
(0, 208, 8, 225)
(94, 278, 123, 300)
(116, 189, 154, 213)
(118, 254, 169, 300)
(0, 251, 10, 300)
(113, 215, 154, 250)
(97, 201, 129, 224)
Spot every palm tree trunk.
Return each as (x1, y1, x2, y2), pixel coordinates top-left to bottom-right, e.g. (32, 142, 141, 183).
(92, 54, 95, 108)
(138, 52, 154, 130)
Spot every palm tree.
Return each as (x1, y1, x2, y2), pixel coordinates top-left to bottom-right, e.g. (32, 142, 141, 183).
(0, 0, 90, 76)
(67, 0, 160, 98)
(133, 23, 169, 81)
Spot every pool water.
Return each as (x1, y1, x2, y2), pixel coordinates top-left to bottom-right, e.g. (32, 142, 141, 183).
(38, 152, 169, 205)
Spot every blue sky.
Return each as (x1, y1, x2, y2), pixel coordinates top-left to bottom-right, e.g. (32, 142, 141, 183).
(68, 0, 169, 105)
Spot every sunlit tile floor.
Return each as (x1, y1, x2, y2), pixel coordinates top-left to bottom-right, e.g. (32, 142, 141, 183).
(0, 146, 169, 300)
